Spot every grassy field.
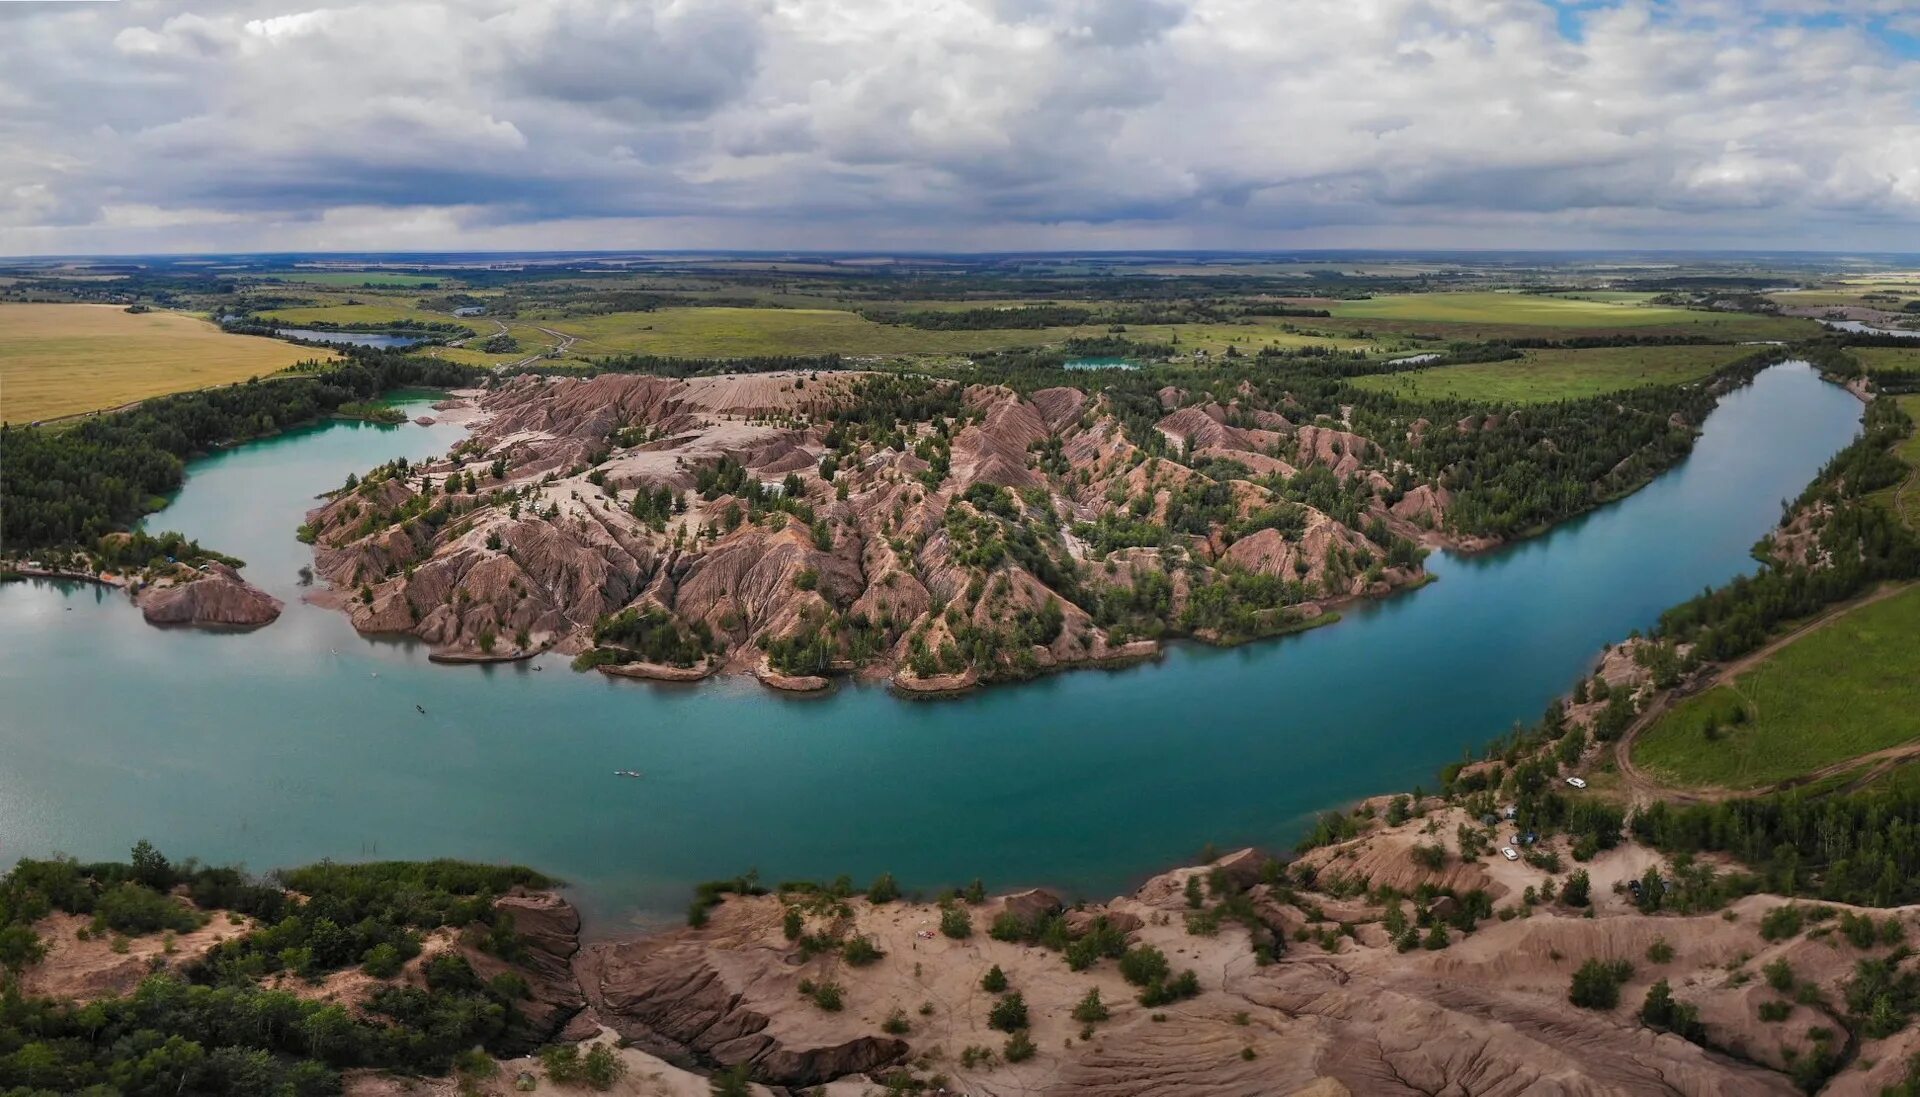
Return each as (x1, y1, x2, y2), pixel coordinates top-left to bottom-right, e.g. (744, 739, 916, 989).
(425, 321, 563, 367)
(259, 271, 447, 288)
(533, 306, 1090, 358)
(1313, 292, 1816, 342)
(1328, 292, 1720, 327)
(513, 307, 1386, 360)
(1348, 344, 1752, 403)
(0, 303, 335, 424)
(1632, 584, 1920, 789)
(1858, 347, 1920, 373)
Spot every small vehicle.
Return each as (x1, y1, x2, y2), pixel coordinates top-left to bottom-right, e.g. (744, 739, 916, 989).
(1501, 847, 1520, 861)
(1566, 776, 1588, 789)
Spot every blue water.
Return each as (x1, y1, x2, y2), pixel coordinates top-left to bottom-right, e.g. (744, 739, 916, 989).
(0, 364, 1863, 932)
(274, 328, 425, 349)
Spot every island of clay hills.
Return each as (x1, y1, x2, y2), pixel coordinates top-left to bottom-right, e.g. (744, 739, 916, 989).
(304, 369, 1462, 691)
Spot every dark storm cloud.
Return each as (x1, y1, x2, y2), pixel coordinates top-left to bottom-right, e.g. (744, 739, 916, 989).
(0, 0, 1914, 253)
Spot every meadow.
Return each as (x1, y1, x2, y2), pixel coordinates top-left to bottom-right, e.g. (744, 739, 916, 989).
(1858, 347, 1920, 373)
(502, 306, 1381, 360)
(1349, 344, 1751, 403)
(255, 301, 462, 329)
(1632, 583, 1920, 790)
(0, 303, 334, 423)
(1316, 292, 1816, 341)
(259, 271, 447, 288)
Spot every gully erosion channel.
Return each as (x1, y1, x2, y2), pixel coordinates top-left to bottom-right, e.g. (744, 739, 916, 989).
(0, 363, 1865, 932)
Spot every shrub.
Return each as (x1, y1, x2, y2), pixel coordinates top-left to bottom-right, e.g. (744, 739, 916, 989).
(1119, 945, 1170, 988)
(866, 873, 901, 903)
(1071, 988, 1109, 1023)
(1138, 969, 1201, 1007)
(1003, 1029, 1036, 1063)
(981, 964, 1008, 993)
(582, 1043, 625, 1090)
(1561, 870, 1591, 908)
(941, 905, 973, 939)
(1764, 959, 1795, 993)
(1647, 937, 1674, 964)
(1759, 1000, 1793, 1022)
(1760, 904, 1805, 942)
(1639, 979, 1703, 1039)
(1569, 959, 1634, 1010)
(989, 991, 1030, 1032)
(842, 935, 885, 966)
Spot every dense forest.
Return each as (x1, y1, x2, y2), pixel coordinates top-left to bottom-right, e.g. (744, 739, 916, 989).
(1, 351, 482, 554)
(1632, 787, 1920, 907)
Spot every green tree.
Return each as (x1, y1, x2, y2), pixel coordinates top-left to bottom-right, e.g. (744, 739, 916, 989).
(989, 992, 1029, 1032)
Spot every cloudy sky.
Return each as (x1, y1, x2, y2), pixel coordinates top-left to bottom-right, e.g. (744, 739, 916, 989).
(2, 0, 1917, 255)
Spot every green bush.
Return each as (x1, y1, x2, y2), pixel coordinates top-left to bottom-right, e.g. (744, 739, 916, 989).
(1569, 958, 1633, 1010)
(988, 992, 1029, 1032)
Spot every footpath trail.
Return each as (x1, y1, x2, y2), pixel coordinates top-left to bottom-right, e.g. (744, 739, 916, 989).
(1612, 581, 1913, 807)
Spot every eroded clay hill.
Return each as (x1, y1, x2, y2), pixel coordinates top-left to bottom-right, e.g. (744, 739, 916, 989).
(306, 371, 1436, 691)
(570, 843, 1915, 1096)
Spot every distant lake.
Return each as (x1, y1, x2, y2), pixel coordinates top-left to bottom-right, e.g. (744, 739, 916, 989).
(275, 328, 426, 349)
(1063, 357, 1137, 371)
(0, 363, 1862, 931)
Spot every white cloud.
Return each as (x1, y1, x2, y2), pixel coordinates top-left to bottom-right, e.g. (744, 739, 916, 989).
(0, 0, 1915, 254)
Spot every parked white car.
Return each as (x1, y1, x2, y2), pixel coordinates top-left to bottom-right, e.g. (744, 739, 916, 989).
(1501, 847, 1520, 861)
(1566, 776, 1588, 789)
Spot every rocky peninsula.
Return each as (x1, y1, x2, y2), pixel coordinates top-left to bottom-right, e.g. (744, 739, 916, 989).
(304, 371, 1439, 693)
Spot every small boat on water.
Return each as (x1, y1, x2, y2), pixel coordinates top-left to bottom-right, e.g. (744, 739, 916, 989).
(415, 704, 426, 715)
(613, 769, 644, 778)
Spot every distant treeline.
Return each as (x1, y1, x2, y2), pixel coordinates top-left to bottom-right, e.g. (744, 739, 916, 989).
(2, 350, 484, 552)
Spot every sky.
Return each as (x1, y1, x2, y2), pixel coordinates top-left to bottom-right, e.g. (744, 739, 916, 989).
(1, 0, 1918, 256)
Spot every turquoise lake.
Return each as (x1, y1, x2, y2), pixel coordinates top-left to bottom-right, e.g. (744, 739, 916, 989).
(0, 364, 1864, 933)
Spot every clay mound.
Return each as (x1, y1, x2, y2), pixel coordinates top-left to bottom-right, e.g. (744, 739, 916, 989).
(679, 371, 862, 418)
(951, 387, 1051, 489)
(1155, 406, 1245, 451)
(581, 940, 907, 1086)
(138, 563, 282, 629)
(1390, 483, 1450, 525)
(1295, 425, 1372, 478)
(1029, 386, 1089, 431)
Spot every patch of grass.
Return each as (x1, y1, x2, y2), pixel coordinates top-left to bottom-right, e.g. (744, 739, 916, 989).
(1329, 292, 1741, 328)
(1633, 584, 1920, 789)
(537, 306, 1084, 358)
(520, 306, 1382, 360)
(1857, 348, 1920, 374)
(1350, 345, 1751, 404)
(254, 301, 453, 329)
(0, 303, 337, 424)
(258, 271, 446, 288)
